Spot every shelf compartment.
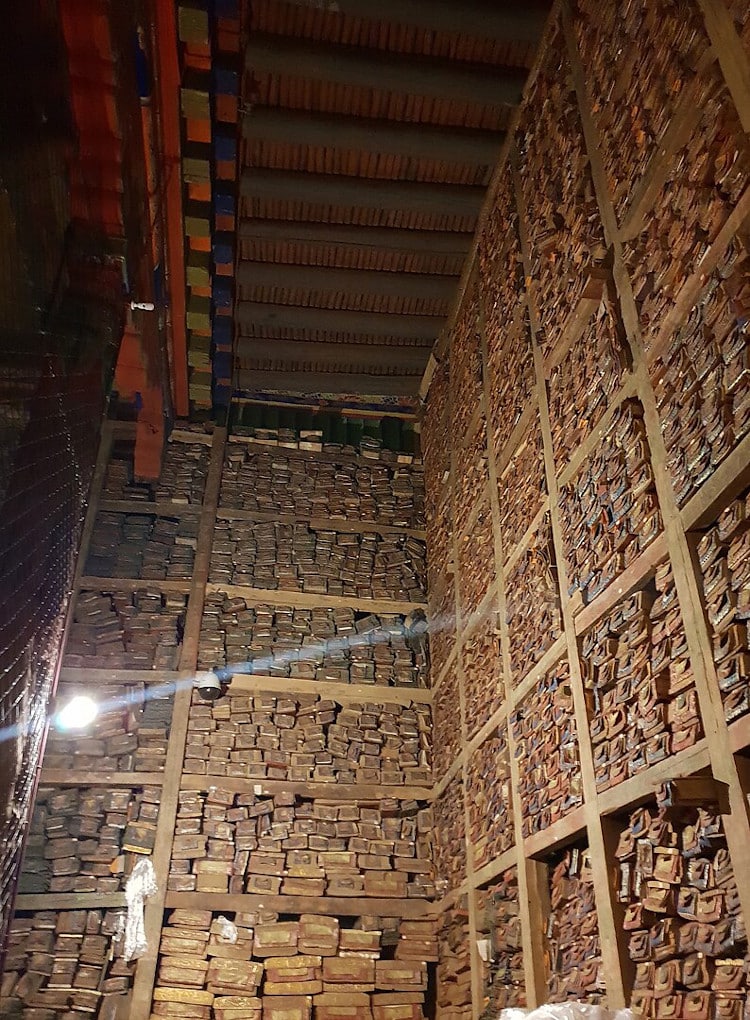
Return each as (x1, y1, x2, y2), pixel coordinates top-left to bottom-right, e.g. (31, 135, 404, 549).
(462, 619, 504, 741)
(651, 234, 750, 509)
(505, 512, 562, 688)
(466, 727, 514, 872)
(559, 399, 663, 609)
(511, 659, 583, 839)
(184, 690, 432, 789)
(580, 559, 704, 795)
(475, 868, 526, 1012)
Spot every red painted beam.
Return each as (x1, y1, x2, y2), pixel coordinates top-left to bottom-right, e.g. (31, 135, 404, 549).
(151, 0, 189, 416)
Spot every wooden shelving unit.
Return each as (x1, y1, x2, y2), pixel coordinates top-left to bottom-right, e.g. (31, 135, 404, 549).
(7, 419, 435, 1020)
(425, 0, 750, 1016)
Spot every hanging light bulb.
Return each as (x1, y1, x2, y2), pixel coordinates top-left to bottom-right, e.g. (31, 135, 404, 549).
(55, 695, 99, 731)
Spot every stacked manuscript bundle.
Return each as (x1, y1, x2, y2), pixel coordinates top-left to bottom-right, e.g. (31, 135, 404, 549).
(449, 283, 483, 443)
(151, 909, 431, 1020)
(574, 0, 714, 225)
(44, 682, 172, 772)
(85, 512, 198, 580)
(432, 777, 466, 896)
(696, 494, 750, 726)
(547, 292, 630, 470)
(19, 785, 160, 894)
(559, 400, 662, 607)
(198, 596, 428, 688)
(581, 562, 702, 791)
(209, 520, 425, 601)
(505, 514, 561, 685)
(461, 624, 503, 740)
(516, 24, 607, 363)
(478, 182, 532, 462)
(511, 659, 582, 836)
(157, 439, 211, 505)
(496, 419, 547, 557)
(221, 448, 424, 529)
(615, 801, 747, 1020)
(625, 68, 748, 350)
(546, 847, 604, 1002)
(651, 238, 750, 506)
(466, 729, 513, 870)
(63, 588, 187, 670)
(167, 789, 434, 899)
(435, 902, 472, 1020)
(183, 691, 432, 787)
(476, 870, 525, 1013)
(1, 909, 134, 1020)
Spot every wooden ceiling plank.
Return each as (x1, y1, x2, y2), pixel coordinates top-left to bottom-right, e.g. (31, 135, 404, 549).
(281, 0, 549, 45)
(243, 105, 504, 165)
(246, 32, 527, 106)
(237, 260, 457, 300)
(238, 219, 473, 255)
(236, 369, 421, 395)
(236, 301, 441, 340)
(240, 167, 484, 217)
(236, 338, 431, 372)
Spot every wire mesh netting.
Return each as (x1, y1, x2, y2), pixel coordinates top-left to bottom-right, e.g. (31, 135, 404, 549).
(0, 0, 123, 962)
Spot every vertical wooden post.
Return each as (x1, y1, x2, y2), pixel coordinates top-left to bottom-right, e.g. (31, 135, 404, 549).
(128, 426, 227, 1020)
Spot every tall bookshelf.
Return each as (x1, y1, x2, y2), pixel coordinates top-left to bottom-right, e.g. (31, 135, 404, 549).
(425, 0, 750, 1016)
(4, 417, 437, 1020)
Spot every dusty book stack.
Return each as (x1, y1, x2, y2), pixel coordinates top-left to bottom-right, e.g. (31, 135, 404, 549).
(167, 786, 435, 899)
(19, 785, 160, 895)
(151, 908, 432, 1020)
(197, 598, 428, 688)
(63, 588, 187, 670)
(183, 692, 431, 787)
(1, 909, 136, 1019)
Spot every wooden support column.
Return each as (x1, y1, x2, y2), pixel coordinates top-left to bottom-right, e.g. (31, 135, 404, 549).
(511, 145, 629, 1009)
(128, 427, 227, 1020)
(476, 285, 549, 1008)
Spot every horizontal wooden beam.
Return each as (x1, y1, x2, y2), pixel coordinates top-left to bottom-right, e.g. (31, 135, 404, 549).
(204, 583, 425, 615)
(244, 105, 504, 165)
(240, 168, 485, 218)
(165, 891, 434, 917)
(285, 0, 550, 44)
(40, 770, 165, 787)
(246, 32, 527, 106)
(239, 219, 473, 255)
(237, 302, 442, 342)
(237, 368, 421, 397)
(180, 775, 432, 801)
(15, 893, 127, 910)
(237, 261, 457, 301)
(225, 671, 432, 705)
(236, 338, 431, 373)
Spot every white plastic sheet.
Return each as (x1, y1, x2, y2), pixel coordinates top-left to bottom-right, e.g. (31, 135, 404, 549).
(123, 858, 158, 961)
(500, 1007, 633, 1020)
(216, 915, 239, 943)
